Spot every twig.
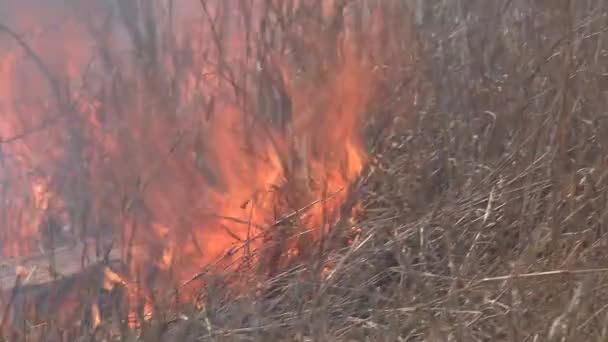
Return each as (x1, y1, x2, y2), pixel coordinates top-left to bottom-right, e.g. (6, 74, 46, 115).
(0, 23, 67, 145)
(265, 188, 343, 229)
(211, 215, 263, 229)
(0, 24, 61, 98)
(0, 116, 62, 145)
(479, 268, 608, 283)
(318, 232, 374, 295)
(177, 188, 344, 290)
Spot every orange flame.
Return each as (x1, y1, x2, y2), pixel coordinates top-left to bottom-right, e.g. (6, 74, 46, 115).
(0, 0, 401, 330)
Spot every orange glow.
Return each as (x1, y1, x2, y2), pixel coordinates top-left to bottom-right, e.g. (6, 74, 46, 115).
(91, 303, 102, 329)
(0, 0, 399, 331)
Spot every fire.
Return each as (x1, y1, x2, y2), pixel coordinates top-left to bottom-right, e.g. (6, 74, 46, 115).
(0, 0, 401, 333)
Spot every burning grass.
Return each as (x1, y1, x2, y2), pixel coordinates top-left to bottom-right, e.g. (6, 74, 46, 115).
(3, 0, 608, 341)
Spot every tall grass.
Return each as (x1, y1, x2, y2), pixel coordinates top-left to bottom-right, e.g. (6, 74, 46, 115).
(4, 0, 608, 341)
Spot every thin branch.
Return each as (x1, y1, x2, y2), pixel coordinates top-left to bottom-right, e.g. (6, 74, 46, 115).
(0, 23, 67, 145)
(479, 268, 608, 283)
(176, 188, 345, 290)
(0, 116, 61, 145)
(0, 23, 64, 103)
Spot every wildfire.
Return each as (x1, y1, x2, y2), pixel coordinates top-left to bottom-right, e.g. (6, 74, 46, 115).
(0, 0, 400, 334)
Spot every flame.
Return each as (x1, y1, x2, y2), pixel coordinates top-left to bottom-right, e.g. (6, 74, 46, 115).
(0, 0, 401, 331)
(91, 303, 101, 329)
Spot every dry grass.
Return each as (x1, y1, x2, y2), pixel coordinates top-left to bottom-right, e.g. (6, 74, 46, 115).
(162, 2, 608, 341)
(5, 0, 608, 341)
(136, 1, 608, 341)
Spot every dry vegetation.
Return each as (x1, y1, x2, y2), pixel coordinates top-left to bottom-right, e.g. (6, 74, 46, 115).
(4, 0, 608, 341)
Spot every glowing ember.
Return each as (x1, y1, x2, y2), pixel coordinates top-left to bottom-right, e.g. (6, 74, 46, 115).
(0, 0, 403, 332)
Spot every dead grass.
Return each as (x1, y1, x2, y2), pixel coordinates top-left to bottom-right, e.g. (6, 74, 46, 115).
(5, 0, 608, 341)
(157, 1, 608, 341)
(130, 1, 608, 341)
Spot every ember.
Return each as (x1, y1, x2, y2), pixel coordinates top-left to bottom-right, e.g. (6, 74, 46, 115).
(0, 0, 399, 336)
